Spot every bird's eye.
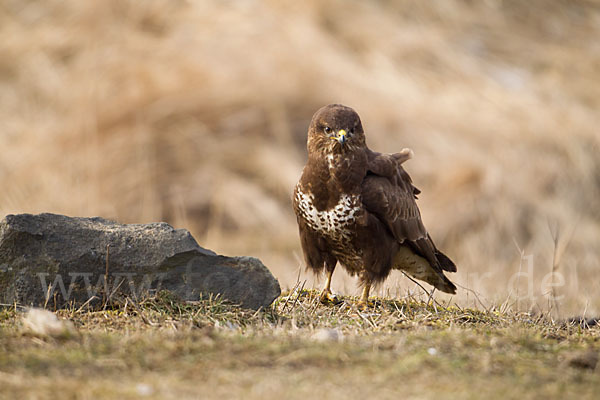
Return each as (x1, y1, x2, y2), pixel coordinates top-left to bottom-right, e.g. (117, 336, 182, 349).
(324, 126, 332, 134)
(349, 128, 354, 135)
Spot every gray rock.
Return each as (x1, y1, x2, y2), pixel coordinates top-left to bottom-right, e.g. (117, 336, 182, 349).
(0, 213, 280, 310)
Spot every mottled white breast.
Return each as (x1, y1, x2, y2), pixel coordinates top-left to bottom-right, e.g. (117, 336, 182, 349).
(294, 187, 361, 242)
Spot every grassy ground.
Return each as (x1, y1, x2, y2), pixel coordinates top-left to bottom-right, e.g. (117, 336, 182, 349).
(1, 291, 598, 399)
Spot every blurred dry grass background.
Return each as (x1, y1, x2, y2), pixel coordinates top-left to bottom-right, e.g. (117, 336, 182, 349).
(1, 0, 599, 316)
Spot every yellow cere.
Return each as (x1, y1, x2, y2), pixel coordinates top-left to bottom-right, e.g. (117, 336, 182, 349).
(337, 129, 347, 137)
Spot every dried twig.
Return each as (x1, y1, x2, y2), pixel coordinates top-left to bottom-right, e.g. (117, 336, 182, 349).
(76, 295, 99, 313)
(401, 272, 445, 309)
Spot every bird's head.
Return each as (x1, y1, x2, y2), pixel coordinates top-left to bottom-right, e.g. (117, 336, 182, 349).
(307, 104, 366, 156)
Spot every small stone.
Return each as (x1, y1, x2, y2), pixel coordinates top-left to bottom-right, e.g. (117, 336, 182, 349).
(312, 328, 342, 343)
(427, 347, 438, 356)
(21, 308, 75, 338)
(136, 383, 154, 396)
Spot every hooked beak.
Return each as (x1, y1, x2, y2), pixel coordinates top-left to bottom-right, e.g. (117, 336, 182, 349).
(336, 129, 347, 145)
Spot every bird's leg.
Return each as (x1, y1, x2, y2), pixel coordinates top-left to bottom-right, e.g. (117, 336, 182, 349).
(358, 279, 373, 310)
(319, 268, 340, 304)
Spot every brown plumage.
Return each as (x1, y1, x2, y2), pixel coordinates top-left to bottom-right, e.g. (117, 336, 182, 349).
(292, 104, 457, 306)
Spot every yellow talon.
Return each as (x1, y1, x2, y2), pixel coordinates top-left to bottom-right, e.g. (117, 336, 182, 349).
(320, 291, 341, 305)
(357, 299, 375, 310)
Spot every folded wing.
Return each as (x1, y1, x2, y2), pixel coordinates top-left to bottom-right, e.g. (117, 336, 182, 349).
(362, 151, 457, 293)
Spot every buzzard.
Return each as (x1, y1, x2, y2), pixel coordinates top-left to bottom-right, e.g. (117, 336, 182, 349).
(293, 104, 457, 307)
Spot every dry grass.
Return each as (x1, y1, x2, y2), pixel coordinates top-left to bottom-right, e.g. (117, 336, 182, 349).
(1, 292, 599, 399)
(1, 0, 599, 315)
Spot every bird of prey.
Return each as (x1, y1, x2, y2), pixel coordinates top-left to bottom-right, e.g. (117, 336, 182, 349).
(293, 104, 457, 307)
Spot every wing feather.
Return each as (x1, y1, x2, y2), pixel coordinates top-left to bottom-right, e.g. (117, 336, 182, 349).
(362, 151, 457, 277)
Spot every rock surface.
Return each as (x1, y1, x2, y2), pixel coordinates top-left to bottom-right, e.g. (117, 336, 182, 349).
(0, 213, 280, 310)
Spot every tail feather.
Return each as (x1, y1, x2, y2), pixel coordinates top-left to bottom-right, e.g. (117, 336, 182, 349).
(433, 273, 457, 294)
(436, 251, 457, 273)
(393, 245, 457, 294)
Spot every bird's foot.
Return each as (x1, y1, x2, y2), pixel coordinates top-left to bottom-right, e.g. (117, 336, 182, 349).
(357, 299, 375, 310)
(320, 290, 342, 305)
